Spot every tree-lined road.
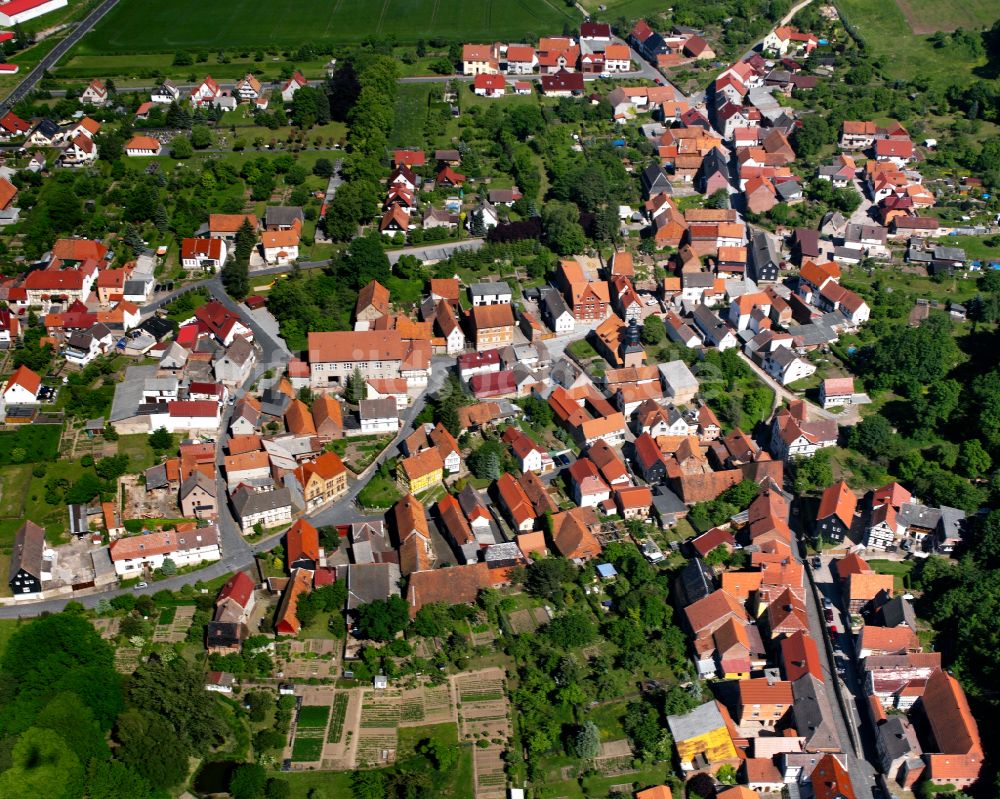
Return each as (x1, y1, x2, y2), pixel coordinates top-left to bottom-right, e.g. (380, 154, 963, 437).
(0, 0, 121, 113)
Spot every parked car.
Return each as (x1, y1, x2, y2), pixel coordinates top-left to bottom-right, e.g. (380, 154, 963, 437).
(822, 597, 832, 609)
(828, 623, 839, 634)
(824, 608, 834, 623)
(811, 555, 822, 570)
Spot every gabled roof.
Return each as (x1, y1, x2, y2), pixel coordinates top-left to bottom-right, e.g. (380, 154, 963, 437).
(287, 518, 320, 565)
(780, 630, 823, 683)
(4, 364, 40, 397)
(816, 480, 856, 528)
(217, 570, 255, 609)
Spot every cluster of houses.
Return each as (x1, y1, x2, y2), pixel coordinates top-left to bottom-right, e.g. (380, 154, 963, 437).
(652, 471, 981, 798)
(462, 23, 634, 98)
(814, 478, 967, 557)
(662, 484, 860, 796)
(829, 547, 982, 791)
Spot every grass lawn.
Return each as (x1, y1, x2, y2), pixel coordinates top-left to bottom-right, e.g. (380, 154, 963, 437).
(397, 721, 460, 758)
(0, 464, 32, 519)
(117, 433, 158, 472)
(931, 236, 1000, 263)
(0, 424, 61, 465)
(0, 619, 21, 658)
(270, 771, 355, 799)
(586, 700, 629, 741)
(297, 705, 332, 728)
(356, 475, 402, 509)
(868, 559, 915, 592)
(390, 83, 434, 148)
(78, 0, 579, 53)
(836, 0, 988, 83)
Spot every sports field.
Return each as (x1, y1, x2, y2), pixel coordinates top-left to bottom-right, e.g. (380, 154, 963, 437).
(893, 0, 997, 34)
(78, 0, 579, 53)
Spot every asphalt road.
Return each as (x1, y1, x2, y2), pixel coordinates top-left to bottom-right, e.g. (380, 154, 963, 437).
(0, 0, 121, 113)
(141, 239, 485, 316)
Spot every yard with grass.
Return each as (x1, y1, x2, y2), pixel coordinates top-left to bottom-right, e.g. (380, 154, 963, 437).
(390, 84, 435, 149)
(0, 424, 61, 465)
(868, 559, 915, 592)
(78, 0, 579, 53)
(0, 619, 21, 659)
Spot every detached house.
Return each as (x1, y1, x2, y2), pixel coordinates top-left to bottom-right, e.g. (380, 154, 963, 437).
(262, 229, 299, 265)
(235, 73, 262, 101)
(281, 71, 308, 102)
(462, 44, 499, 75)
(124, 136, 162, 157)
(473, 73, 506, 97)
(296, 451, 349, 511)
(181, 238, 227, 271)
(81, 79, 108, 106)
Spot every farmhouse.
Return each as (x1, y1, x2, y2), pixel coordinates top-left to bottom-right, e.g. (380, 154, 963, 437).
(181, 238, 227, 271)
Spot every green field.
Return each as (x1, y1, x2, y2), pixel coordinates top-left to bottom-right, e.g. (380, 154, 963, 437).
(79, 0, 579, 53)
(0, 425, 61, 465)
(888, 0, 998, 34)
(837, 0, 990, 82)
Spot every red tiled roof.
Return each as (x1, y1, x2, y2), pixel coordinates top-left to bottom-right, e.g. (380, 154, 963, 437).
(287, 518, 320, 565)
(817, 480, 856, 528)
(217, 570, 255, 609)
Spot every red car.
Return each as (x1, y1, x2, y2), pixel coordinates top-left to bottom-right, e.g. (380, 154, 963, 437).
(828, 624, 839, 634)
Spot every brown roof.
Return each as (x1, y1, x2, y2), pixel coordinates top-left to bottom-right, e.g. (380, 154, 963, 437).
(470, 303, 514, 330)
(685, 590, 747, 635)
(406, 563, 492, 617)
(10, 520, 45, 581)
(356, 279, 391, 318)
(458, 402, 502, 431)
(228, 434, 263, 456)
(551, 506, 601, 561)
(922, 669, 982, 757)
(393, 493, 429, 541)
(519, 470, 557, 516)
(308, 330, 405, 364)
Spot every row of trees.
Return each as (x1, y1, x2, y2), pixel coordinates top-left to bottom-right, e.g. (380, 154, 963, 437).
(324, 56, 399, 242)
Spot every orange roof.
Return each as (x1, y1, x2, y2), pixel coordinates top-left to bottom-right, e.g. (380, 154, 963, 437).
(685, 589, 747, 635)
(224, 450, 269, 475)
(721, 571, 764, 601)
(834, 552, 872, 580)
(5, 364, 40, 396)
(228, 434, 262, 456)
(847, 572, 894, 602)
(285, 398, 316, 436)
(517, 531, 547, 558)
(356, 279, 391, 316)
(400, 447, 444, 482)
(393, 493, 429, 540)
(858, 625, 919, 654)
(275, 568, 312, 635)
(635, 788, 672, 799)
(615, 485, 652, 510)
(436, 493, 474, 547)
(125, 135, 161, 152)
(811, 754, 856, 799)
(297, 451, 347, 485)
(470, 303, 514, 330)
(311, 394, 343, 432)
(739, 678, 793, 706)
(817, 480, 856, 528)
(496, 472, 534, 528)
(286, 518, 320, 565)
(262, 229, 299, 248)
(209, 213, 258, 233)
(922, 670, 982, 757)
(0, 177, 16, 211)
(77, 116, 101, 135)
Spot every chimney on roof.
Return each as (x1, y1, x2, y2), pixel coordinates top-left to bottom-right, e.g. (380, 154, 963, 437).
(764, 667, 780, 685)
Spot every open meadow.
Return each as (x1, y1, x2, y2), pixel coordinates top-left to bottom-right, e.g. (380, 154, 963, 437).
(837, 0, 993, 82)
(77, 0, 579, 53)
